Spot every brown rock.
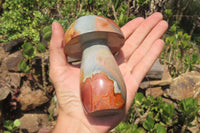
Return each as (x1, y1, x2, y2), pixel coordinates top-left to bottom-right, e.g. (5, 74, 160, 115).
(0, 86, 10, 101)
(162, 65, 172, 80)
(161, 98, 174, 105)
(0, 46, 9, 66)
(0, 79, 11, 101)
(3, 51, 23, 71)
(140, 79, 172, 89)
(165, 71, 200, 103)
(145, 87, 163, 98)
(19, 82, 49, 111)
(6, 73, 21, 89)
(20, 114, 49, 133)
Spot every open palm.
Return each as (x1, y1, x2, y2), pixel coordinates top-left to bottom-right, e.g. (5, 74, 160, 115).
(49, 12, 168, 133)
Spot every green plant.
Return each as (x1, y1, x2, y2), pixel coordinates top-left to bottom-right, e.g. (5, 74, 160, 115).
(166, 0, 200, 36)
(42, 25, 52, 41)
(177, 97, 200, 133)
(17, 42, 36, 74)
(115, 93, 200, 132)
(1, 0, 56, 94)
(136, 0, 149, 6)
(161, 24, 200, 77)
(48, 109, 54, 121)
(3, 119, 21, 133)
(164, 9, 172, 23)
(115, 122, 145, 133)
(17, 60, 31, 73)
(119, 93, 174, 132)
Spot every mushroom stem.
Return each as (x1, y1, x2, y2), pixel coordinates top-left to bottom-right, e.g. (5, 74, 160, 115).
(80, 41, 126, 116)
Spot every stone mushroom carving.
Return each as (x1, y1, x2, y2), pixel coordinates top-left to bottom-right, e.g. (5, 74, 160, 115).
(64, 15, 126, 116)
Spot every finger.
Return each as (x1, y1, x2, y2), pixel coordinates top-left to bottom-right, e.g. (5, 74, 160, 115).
(131, 39, 165, 85)
(121, 17, 144, 39)
(121, 12, 163, 61)
(49, 22, 68, 68)
(116, 17, 144, 64)
(127, 20, 168, 68)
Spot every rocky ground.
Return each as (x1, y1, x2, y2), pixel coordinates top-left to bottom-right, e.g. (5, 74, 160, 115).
(0, 41, 200, 132)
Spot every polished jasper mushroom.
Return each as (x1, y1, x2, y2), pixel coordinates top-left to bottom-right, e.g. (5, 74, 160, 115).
(64, 15, 126, 116)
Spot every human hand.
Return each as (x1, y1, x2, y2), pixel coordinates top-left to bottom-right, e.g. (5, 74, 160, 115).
(49, 12, 168, 133)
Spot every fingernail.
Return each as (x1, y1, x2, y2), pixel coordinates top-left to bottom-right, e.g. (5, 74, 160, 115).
(52, 22, 57, 33)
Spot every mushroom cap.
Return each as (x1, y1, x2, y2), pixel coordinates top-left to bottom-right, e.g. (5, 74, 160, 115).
(64, 15, 125, 59)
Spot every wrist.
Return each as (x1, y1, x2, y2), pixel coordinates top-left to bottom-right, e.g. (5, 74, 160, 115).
(53, 111, 91, 133)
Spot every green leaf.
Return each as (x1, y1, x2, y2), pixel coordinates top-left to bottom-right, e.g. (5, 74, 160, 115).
(3, 131, 11, 133)
(42, 25, 52, 34)
(178, 97, 200, 124)
(43, 31, 52, 41)
(183, 33, 191, 41)
(134, 93, 145, 106)
(169, 24, 177, 33)
(22, 43, 37, 59)
(158, 102, 175, 124)
(191, 53, 198, 64)
(136, 0, 149, 6)
(137, 128, 146, 133)
(177, 31, 183, 39)
(143, 96, 155, 108)
(13, 119, 21, 128)
(148, 111, 154, 118)
(36, 43, 46, 53)
(18, 60, 31, 73)
(115, 122, 130, 132)
(164, 9, 172, 18)
(154, 123, 166, 133)
(154, 113, 160, 121)
(143, 117, 155, 130)
(3, 120, 14, 131)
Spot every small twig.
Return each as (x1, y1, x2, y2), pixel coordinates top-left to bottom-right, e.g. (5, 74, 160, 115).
(134, 105, 150, 125)
(160, 59, 175, 68)
(193, 81, 200, 99)
(56, 3, 63, 19)
(78, 1, 83, 15)
(30, 73, 43, 90)
(181, 121, 187, 133)
(111, 1, 118, 22)
(127, 0, 132, 16)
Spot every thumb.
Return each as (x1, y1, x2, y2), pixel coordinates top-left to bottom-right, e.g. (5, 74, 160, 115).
(49, 22, 68, 68)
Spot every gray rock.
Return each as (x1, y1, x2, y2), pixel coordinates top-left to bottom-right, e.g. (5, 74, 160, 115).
(3, 38, 24, 52)
(146, 59, 164, 79)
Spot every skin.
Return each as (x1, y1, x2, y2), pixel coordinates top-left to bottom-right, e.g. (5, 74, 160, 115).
(49, 12, 168, 133)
